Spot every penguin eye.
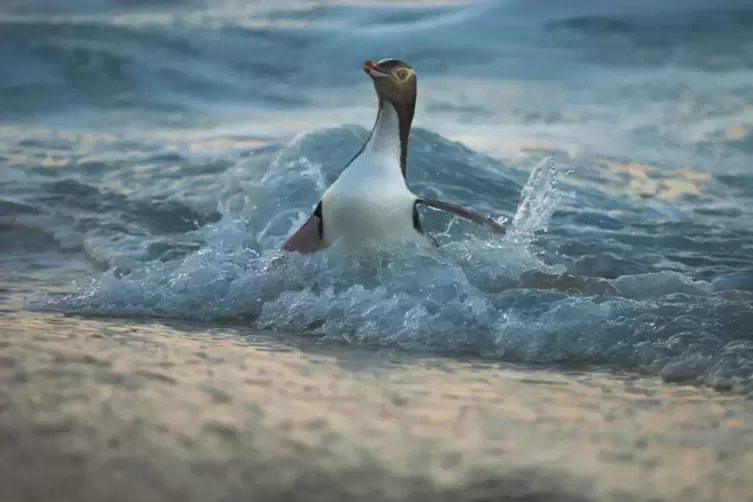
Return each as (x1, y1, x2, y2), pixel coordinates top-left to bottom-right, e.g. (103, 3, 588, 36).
(396, 69, 409, 80)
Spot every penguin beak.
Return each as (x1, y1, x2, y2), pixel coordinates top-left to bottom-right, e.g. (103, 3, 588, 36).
(363, 60, 390, 79)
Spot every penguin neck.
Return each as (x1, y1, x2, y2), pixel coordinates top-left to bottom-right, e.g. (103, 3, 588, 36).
(363, 100, 413, 176)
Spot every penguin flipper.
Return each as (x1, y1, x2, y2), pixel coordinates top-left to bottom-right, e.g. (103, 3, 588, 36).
(281, 203, 325, 253)
(416, 197, 506, 235)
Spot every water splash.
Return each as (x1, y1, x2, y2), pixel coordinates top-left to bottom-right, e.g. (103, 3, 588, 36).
(509, 156, 573, 245)
(38, 137, 569, 323)
(28, 128, 753, 397)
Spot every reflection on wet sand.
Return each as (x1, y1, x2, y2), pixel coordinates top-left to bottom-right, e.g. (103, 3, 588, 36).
(0, 311, 751, 502)
(595, 159, 711, 201)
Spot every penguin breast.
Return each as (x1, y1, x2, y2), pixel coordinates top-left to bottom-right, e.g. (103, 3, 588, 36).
(320, 153, 425, 249)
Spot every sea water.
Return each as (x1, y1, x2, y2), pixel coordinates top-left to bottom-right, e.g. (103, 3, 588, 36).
(2, 1, 753, 500)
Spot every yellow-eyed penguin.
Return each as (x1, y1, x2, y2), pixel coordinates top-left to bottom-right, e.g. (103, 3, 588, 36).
(282, 58, 506, 253)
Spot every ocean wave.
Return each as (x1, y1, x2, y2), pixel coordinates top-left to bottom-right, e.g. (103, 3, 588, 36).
(0, 10, 317, 115)
(25, 126, 753, 397)
(6, 0, 752, 118)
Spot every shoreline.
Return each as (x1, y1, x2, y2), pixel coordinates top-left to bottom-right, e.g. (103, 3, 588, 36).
(1, 310, 751, 502)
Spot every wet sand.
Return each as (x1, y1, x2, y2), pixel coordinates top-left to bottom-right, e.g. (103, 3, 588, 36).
(0, 310, 751, 502)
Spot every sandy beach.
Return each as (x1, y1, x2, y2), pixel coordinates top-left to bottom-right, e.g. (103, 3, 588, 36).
(1, 310, 751, 502)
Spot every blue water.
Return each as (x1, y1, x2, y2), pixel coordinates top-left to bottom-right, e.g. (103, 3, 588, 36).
(2, 0, 753, 396)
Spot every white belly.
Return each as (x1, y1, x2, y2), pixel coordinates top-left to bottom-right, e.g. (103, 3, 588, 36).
(320, 153, 429, 251)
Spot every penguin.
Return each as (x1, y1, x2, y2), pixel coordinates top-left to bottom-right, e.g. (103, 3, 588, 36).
(282, 58, 506, 254)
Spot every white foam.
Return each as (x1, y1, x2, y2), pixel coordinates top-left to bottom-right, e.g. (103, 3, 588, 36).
(32, 127, 753, 396)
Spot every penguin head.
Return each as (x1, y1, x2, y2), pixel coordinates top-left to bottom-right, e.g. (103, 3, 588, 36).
(363, 58, 417, 108)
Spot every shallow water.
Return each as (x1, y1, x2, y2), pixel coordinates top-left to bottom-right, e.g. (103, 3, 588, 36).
(2, 0, 753, 500)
